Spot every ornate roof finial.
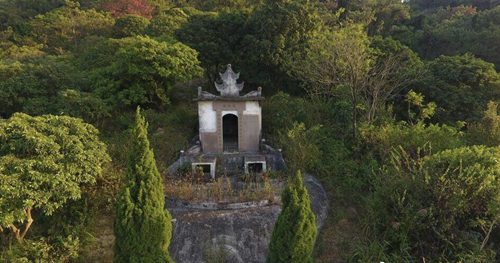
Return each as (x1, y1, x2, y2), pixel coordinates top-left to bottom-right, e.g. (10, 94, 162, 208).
(215, 64, 244, 97)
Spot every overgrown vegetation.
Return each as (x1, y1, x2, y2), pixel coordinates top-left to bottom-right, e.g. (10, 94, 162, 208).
(164, 173, 280, 203)
(0, 0, 499, 262)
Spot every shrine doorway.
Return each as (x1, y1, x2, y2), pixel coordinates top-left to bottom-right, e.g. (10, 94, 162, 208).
(222, 114, 238, 152)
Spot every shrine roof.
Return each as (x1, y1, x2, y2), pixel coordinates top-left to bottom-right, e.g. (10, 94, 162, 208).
(195, 89, 264, 101)
(195, 64, 264, 101)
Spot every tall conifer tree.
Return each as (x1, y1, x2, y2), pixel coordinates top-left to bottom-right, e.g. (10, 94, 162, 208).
(114, 107, 173, 263)
(267, 170, 317, 263)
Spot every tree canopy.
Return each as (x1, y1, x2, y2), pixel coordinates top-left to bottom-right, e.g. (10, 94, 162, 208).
(89, 35, 203, 108)
(30, 2, 114, 52)
(0, 113, 110, 241)
(419, 54, 500, 123)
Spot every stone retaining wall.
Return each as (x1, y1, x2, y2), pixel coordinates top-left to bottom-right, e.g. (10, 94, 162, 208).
(168, 175, 329, 263)
(166, 199, 273, 211)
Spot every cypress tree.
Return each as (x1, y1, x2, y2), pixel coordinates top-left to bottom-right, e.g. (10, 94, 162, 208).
(114, 107, 174, 263)
(267, 170, 317, 263)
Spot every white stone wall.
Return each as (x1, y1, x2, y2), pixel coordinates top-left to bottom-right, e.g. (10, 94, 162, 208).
(198, 101, 216, 133)
(243, 101, 261, 131)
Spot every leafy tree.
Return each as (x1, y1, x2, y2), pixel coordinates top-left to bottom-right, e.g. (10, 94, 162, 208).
(30, 1, 114, 52)
(337, 0, 410, 36)
(0, 0, 65, 31)
(267, 170, 317, 263)
(0, 51, 111, 122)
(369, 37, 426, 121)
(177, 0, 322, 92)
(395, 6, 500, 68)
(243, 0, 322, 92)
(89, 36, 203, 109)
(367, 0, 410, 35)
(427, 6, 500, 68)
(370, 36, 424, 78)
(289, 25, 421, 137)
(55, 89, 112, 124)
(148, 8, 189, 37)
(410, 0, 497, 11)
(113, 14, 150, 38)
(0, 55, 83, 118)
(179, 0, 262, 11)
(0, 113, 110, 242)
(287, 24, 370, 135)
(114, 108, 173, 263)
(419, 54, 500, 123)
(368, 36, 425, 121)
(176, 10, 249, 82)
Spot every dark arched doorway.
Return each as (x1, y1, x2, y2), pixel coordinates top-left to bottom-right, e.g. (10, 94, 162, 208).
(223, 114, 238, 152)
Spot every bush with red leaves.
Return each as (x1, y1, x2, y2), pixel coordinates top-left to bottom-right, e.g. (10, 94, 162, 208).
(101, 0, 154, 19)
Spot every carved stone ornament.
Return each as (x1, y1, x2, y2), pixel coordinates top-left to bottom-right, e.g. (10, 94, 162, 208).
(215, 64, 244, 96)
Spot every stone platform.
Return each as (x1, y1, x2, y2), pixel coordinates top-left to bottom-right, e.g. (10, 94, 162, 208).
(167, 175, 329, 263)
(167, 143, 286, 177)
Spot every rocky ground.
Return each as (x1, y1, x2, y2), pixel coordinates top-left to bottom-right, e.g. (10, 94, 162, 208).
(169, 175, 329, 263)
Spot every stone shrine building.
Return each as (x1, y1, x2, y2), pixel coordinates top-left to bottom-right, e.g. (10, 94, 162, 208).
(168, 64, 285, 178)
(198, 64, 263, 153)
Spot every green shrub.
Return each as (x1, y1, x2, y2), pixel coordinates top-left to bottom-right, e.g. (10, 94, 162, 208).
(467, 101, 500, 146)
(263, 92, 312, 140)
(359, 146, 500, 262)
(56, 89, 111, 124)
(312, 127, 367, 196)
(360, 121, 465, 162)
(278, 123, 321, 173)
(267, 170, 317, 263)
(263, 93, 353, 141)
(1, 235, 80, 263)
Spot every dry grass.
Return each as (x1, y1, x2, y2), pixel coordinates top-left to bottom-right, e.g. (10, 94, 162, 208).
(315, 207, 362, 263)
(164, 174, 282, 203)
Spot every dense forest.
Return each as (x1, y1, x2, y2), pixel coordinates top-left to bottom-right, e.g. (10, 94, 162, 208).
(0, 0, 499, 262)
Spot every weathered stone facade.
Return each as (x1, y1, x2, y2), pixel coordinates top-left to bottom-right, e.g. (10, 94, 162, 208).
(197, 100, 262, 153)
